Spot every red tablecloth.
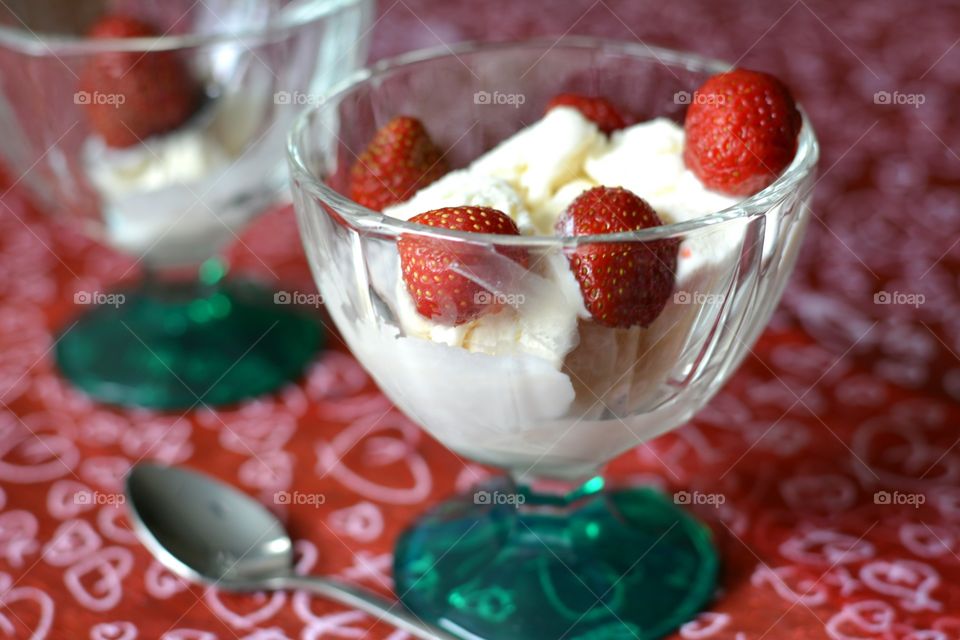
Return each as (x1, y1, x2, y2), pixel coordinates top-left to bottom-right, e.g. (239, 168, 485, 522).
(3, 0, 960, 638)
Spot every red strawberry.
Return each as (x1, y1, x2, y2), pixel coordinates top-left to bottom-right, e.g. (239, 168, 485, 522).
(546, 94, 628, 134)
(350, 116, 449, 211)
(398, 206, 528, 325)
(80, 14, 201, 148)
(683, 68, 801, 196)
(558, 186, 677, 328)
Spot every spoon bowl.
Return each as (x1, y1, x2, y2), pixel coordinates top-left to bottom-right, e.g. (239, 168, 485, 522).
(124, 463, 460, 639)
(126, 463, 292, 586)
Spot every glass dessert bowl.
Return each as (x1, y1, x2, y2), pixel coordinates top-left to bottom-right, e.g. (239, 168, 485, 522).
(288, 38, 818, 639)
(0, 0, 373, 408)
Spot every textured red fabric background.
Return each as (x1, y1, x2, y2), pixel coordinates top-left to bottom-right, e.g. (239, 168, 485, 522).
(2, 0, 960, 638)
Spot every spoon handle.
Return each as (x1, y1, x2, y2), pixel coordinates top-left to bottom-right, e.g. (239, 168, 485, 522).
(278, 574, 462, 640)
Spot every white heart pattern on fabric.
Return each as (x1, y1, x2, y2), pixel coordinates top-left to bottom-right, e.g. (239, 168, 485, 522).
(63, 546, 133, 611)
(240, 628, 294, 640)
(97, 506, 139, 546)
(306, 352, 370, 400)
(121, 419, 193, 465)
(327, 502, 384, 543)
(779, 474, 858, 513)
(750, 565, 829, 607)
(859, 559, 942, 612)
(0, 572, 55, 640)
(79, 457, 130, 492)
(160, 631, 218, 640)
(825, 600, 896, 640)
(315, 412, 432, 505)
(0, 510, 39, 567)
(337, 551, 393, 591)
(0, 424, 79, 484)
(314, 393, 394, 422)
(679, 612, 732, 638)
(898, 523, 956, 558)
(47, 480, 97, 519)
(238, 450, 293, 492)
(144, 561, 188, 600)
(293, 594, 370, 639)
(852, 415, 960, 491)
(779, 528, 876, 566)
(219, 417, 296, 455)
(292, 539, 318, 575)
(89, 621, 137, 640)
(77, 413, 130, 448)
(42, 519, 101, 567)
(204, 587, 286, 630)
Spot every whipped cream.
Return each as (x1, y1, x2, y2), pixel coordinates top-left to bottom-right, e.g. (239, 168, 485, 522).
(345, 109, 753, 478)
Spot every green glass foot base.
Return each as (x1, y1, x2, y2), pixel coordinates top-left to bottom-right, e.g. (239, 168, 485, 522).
(56, 279, 323, 409)
(395, 477, 718, 640)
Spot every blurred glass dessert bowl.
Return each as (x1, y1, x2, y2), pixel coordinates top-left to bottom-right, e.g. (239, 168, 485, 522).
(0, 0, 373, 408)
(289, 38, 818, 639)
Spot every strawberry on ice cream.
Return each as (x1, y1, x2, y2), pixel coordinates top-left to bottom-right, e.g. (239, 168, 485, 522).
(80, 15, 201, 148)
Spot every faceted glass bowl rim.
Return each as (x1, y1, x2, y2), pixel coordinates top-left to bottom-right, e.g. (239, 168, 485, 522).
(0, 0, 367, 55)
(287, 36, 820, 247)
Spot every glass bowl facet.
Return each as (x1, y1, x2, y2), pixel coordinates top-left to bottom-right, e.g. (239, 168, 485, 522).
(288, 38, 819, 481)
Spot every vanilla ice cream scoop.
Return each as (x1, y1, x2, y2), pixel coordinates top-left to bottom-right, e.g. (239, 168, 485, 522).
(584, 118, 685, 201)
(471, 106, 605, 209)
(83, 88, 282, 267)
(384, 170, 535, 233)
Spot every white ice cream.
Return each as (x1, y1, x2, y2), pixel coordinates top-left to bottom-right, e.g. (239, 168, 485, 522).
(583, 118, 748, 281)
(84, 91, 282, 267)
(386, 170, 536, 234)
(86, 128, 230, 197)
(342, 109, 759, 478)
(470, 106, 605, 210)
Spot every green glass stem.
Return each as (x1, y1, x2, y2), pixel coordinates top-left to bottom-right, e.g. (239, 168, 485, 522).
(394, 474, 718, 640)
(56, 261, 323, 409)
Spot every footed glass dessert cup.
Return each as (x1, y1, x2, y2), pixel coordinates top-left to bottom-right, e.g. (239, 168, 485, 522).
(288, 38, 818, 639)
(0, 0, 373, 408)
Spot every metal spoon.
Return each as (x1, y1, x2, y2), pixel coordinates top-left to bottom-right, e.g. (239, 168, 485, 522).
(125, 463, 460, 640)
